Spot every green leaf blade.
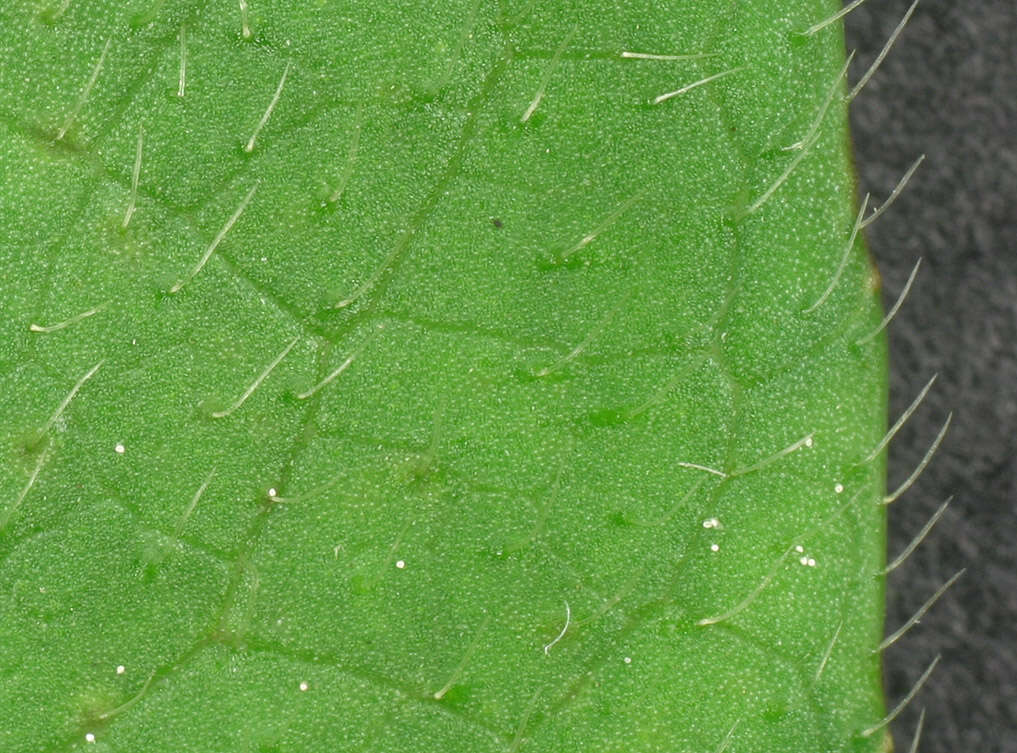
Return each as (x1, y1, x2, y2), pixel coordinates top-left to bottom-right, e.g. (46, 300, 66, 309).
(1, 1, 890, 751)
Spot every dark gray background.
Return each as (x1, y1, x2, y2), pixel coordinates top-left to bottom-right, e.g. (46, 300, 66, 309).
(846, 1, 1016, 750)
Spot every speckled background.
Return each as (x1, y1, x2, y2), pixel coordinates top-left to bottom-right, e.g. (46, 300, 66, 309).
(847, 2, 1016, 750)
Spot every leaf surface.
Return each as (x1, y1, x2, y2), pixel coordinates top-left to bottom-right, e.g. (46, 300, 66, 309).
(0, 1, 889, 751)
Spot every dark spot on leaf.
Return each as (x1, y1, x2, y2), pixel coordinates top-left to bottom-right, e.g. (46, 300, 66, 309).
(607, 510, 634, 527)
(13, 428, 48, 458)
(762, 701, 789, 722)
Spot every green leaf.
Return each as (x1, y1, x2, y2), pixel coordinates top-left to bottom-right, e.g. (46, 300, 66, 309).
(1, 1, 890, 751)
